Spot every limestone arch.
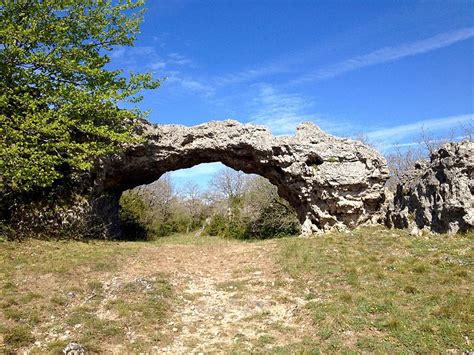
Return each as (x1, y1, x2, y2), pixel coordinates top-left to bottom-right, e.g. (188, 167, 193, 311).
(91, 120, 389, 237)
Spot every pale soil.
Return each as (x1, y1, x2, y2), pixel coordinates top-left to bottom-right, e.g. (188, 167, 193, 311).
(4, 237, 314, 353)
(129, 240, 313, 352)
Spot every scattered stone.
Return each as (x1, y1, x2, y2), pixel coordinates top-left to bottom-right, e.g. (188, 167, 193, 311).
(386, 141, 473, 234)
(410, 225, 422, 236)
(135, 277, 154, 291)
(63, 342, 87, 355)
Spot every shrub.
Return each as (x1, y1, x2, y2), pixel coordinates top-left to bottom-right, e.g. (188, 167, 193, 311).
(204, 214, 229, 237)
(246, 202, 300, 239)
(119, 191, 148, 240)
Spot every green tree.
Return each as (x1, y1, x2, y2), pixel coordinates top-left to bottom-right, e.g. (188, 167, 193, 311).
(0, 0, 160, 194)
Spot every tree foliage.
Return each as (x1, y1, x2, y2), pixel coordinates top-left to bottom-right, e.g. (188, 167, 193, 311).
(0, 0, 160, 193)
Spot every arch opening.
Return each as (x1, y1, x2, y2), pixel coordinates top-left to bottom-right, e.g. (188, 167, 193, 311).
(118, 163, 301, 240)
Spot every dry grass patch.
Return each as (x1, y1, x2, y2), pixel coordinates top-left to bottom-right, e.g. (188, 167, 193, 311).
(0, 239, 175, 353)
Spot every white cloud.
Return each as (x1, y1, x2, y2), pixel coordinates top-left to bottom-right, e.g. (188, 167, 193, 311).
(293, 27, 474, 84)
(108, 46, 193, 73)
(110, 27, 474, 101)
(107, 46, 212, 95)
(197, 27, 474, 89)
(366, 114, 474, 149)
(167, 52, 193, 66)
(248, 85, 312, 135)
(248, 84, 349, 136)
(109, 47, 126, 59)
(212, 63, 290, 87)
(169, 162, 224, 180)
(165, 74, 214, 96)
(149, 61, 167, 70)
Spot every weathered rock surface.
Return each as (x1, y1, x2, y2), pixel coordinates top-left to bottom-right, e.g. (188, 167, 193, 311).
(385, 141, 474, 234)
(92, 120, 389, 236)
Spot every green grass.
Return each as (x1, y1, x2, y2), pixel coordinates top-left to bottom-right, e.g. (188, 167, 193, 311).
(0, 239, 141, 276)
(150, 231, 244, 246)
(276, 227, 473, 353)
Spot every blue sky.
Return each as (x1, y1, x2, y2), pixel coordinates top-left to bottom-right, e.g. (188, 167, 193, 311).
(110, 0, 473, 188)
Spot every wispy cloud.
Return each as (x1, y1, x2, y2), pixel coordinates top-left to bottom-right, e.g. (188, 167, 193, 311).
(366, 113, 474, 149)
(108, 46, 193, 72)
(108, 46, 213, 95)
(292, 27, 474, 84)
(212, 63, 291, 87)
(248, 84, 350, 135)
(109, 46, 156, 61)
(167, 52, 193, 66)
(248, 85, 314, 135)
(176, 27, 474, 90)
(165, 72, 214, 96)
(110, 27, 474, 100)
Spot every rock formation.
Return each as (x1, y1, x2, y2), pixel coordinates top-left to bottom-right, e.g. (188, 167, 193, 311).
(92, 120, 389, 237)
(385, 141, 473, 234)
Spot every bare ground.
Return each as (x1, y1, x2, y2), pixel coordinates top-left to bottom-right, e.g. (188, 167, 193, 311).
(126, 241, 313, 353)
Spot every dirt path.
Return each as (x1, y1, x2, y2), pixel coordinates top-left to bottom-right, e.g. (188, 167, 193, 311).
(132, 240, 312, 352)
(6, 237, 313, 353)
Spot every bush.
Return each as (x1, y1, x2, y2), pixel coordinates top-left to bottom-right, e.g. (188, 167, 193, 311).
(120, 173, 301, 241)
(119, 191, 148, 240)
(246, 202, 300, 239)
(204, 203, 299, 240)
(149, 222, 178, 238)
(204, 214, 229, 237)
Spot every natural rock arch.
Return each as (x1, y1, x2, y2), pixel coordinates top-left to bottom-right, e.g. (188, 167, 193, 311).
(91, 120, 390, 237)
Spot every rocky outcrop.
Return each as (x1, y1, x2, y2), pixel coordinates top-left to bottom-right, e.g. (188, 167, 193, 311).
(92, 120, 389, 236)
(386, 141, 473, 234)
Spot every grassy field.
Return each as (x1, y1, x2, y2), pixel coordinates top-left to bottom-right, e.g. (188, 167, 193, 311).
(276, 228, 473, 353)
(0, 227, 472, 353)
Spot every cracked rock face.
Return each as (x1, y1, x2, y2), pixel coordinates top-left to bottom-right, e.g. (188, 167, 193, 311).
(93, 120, 389, 236)
(385, 141, 474, 234)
